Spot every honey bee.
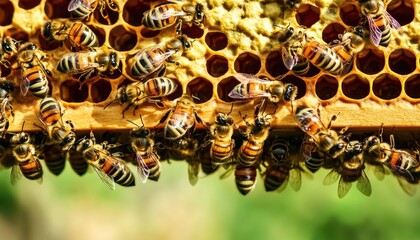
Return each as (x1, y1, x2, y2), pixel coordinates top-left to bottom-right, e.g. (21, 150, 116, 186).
(129, 116, 161, 183)
(68, 0, 119, 24)
(159, 94, 203, 140)
(199, 145, 219, 175)
(57, 49, 120, 81)
(228, 73, 298, 103)
(142, 1, 205, 35)
(67, 147, 89, 176)
(105, 77, 177, 117)
(75, 130, 135, 189)
(0, 36, 19, 68)
(0, 95, 13, 138)
(295, 106, 348, 158)
(358, 0, 401, 47)
(279, 0, 302, 18)
(41, 143, 66, 176)
(300, 134, 326, 173)
(17, 42, 50, 98)
(129, 35, 194, 80)
(235, 164, 257, 195)
(10, 130, 43, 184)
(323, 140, 372, 198)
(42, 19, 99, 50)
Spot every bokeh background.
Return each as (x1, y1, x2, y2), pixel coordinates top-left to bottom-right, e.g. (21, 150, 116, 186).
(0, 160, 419, 240)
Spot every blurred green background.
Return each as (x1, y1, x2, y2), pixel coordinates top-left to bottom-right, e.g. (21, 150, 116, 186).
(0, 161, 418, 240)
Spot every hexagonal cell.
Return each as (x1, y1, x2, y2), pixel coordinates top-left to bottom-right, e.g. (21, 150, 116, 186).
(405, 74, 420, 99)
(234, 52, 261, 75)
(166, 78, 183, 101)
(339, 3, 362, 27)
(44, 0, 71, 19)
(342, 74, 370, 100)
(315, 75, 338, 100)
(88, 25, 106, 47)
(37, 28, 61, 50)
(109, 25, 137, 51)
(0, 1, 14, 26)
(322, 23, 346, 44)
(93, 5, 120, 25)
(140, 28, 161, 38)
(205, 32, 228, 51)
(207, 55, 228, 78)
(265, 51, 288, 78)
(355, 49, 385, 75)
(388, 49, 416, 75)
(18, 0, 41, 9)
(181, 25, 205, 39)
(186, 77, 213, 104)
(217, 76, 240, 102)
(60, 80, 88, 102)
(3, 27, 29, 43)
(296, 4, 320, 28)
(91, 79, 112, 103)
(280, 75, 306, 100)
(123, 0, 150, 26)
(372, 74, 402, 100)
(387, 0, 414, 26)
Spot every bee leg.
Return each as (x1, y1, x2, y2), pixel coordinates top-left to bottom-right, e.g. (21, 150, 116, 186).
(65, 120, 75, 132)
(175, 19, 184, 35)
(121, 103, 133, 118)
(99, 1, 111, 25)
(157, 65, 167, 77)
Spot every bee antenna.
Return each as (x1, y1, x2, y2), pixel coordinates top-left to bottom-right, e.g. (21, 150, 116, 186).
(103, 97, 118, 110)
(139, 114, 145, 127)
(127, 119, 141, 128)
(192, 95, 201, 101)
(21, 121, 25, 132)
(227, 103, 234, 115)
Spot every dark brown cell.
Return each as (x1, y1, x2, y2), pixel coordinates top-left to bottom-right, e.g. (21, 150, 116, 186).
(217, 76, 240, 102)
(342, 74, 370, 100)
(93, 4, 119, 25)
(315, 75, 338, 100)
(322, 23, 346, 44)
(404, 74, 420, 99)
(265, 51, 288, 78)
(280, 75, 306, 100)
(140, 28, 161, 38)
(186, 77, 213, 104)
(205, 32, 228, 51)
(355, 49, 385, 75)
(207, 55, 228, 77)
(37, 28, 61, 50)
(339, 3, 362, 27)
(387, 0, 414, 26)
(109, 25, 137, 51)
(296, 4, 320, 28)
(123, 0, 150, 26)
(388, 49, 416, 75)
(0, 65, 11, 77)
(234, 52, 261, 74)
(91, 79, 112, 103)
(181, 25, 204, 39)
(3, 27, 29, 43)
(87, 24, 106, 47)
(18, 0, 41, 9)
(60, 80, 88, 102)
(372, 74, 401, 100)
(166, 78, 182, 101)
(44, 0, 71, 19)
(0, 1, 13, 26)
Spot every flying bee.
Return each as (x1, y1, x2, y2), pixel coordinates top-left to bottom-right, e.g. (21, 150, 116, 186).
(68, 0, 119, 24)
(301, 134, 326, 173)
(159, 94, 203, 140)
(17, 42, 50, 98)
(129, 35, 194, 80)
(75, 130, 135, 189)
(0, 36, 19, 68)
(42, 19, 99, 50)
(228, 73, 298, 104)
(323, 140, 372, 198)
(142, 1, 205, 35)
(129, 115, 161, 183)
(358, 0, 401, 47)
(235, 164, 257, 196)
(104, 77, 177, 117)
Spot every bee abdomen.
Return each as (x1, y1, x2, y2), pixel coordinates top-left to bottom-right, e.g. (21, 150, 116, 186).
(142, 5, 177, 30)
(264, 165, 288, 192)
(104, 161, 135, 187)
(238, 142, 263, 166)
(23, 66, 49, 98)
(43, 144, 66, 176)
(69, 22, 98, 48)
(20, 159, 43, 180)
(145, 77, 176, 97)
(235, 165, 257, 195)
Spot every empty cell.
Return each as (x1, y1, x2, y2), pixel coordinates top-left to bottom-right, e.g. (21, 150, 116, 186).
(44, 0, 71, 19)
(4, 27, 29, 43)
(91, 79, 112, 103)
(181, 25, 204, 39)
(234, 52, 261, 74)
(205, 32, 228, 51)
(265, 51, 288, 78)
(0, 1, 13, 26)
(37, 28, 61, 50)
(93, 4, 119, 25)
(207, 55, 228, 77)
(388, 49, 416, 75)
(315, 75, 338, 100)
(280, 75, 306, 100)
(339, 3, 362, 27)
(387, 0, 414, 26)
(87, 25, 106, 47)
(140, 28, 161, 38)
(355, 49, 385, 75)
(109, 25, 137, 51)
(296, 4, 320, 28)
(322, 23, 346, 44)
(342, 74, 370, 100)
(404, 74, 420, 99)
(217, 76, 241, 102)
(166, 78, 183, 101)
(187, 77, 213, 104)
(372, 74, 401, 100)
(123, 0, 150, 26)
(60, 80, 88, 102)
(19, 0, 41, 9)
(305, 62, 321, 77)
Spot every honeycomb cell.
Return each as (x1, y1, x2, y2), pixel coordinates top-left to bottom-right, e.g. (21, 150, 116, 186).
(4, 27, 29, 43)
(265, 51, 288, 78)
(166, 78, 183, 101)
(387, 0, 414, 26)
(0, 65, 11, 77)
(355, 49, 385, 75)
(405, 74, 420, 99)
(37, 29, 61, 50)
(123, 0, 149, 26)
(181, 25, 205, 39)
(315, 75, 338, 100)
(217, 76, 240, 102)
(206, 55, 228, 78)
(91, 79, 112, 103)
(295, 4, 320, 28)
(234, 52, 261, 75)
(18, 0, 41, 9)
(339, 3, 362, 27)
(305, 62, 321, 77)
(109, 25, 137, 51)
(205, 32, 228, 51)
(342, 74, 370, 100)
(93, 5, 119, 25)
(60, 80, 88, 102)
(140, 28, 161, 38)
(186, 77, 213, 104)
(0, 1, 13, 26)
(88, 25, 106, 47)
(44, 0, 71, 19)
(388, 49, 416, 75)
(372, 74, 401, 100)
(280, 75, 306, 100)
(322, 23, 346, 44)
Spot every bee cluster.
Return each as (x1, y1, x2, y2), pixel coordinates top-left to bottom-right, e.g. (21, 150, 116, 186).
(0, 0, 418, 197)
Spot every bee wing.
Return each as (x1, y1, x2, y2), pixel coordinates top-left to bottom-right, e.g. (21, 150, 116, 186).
(384, 10, 402, 31)
(150, 8, 187, 20)
(281, 48, 298, 70)
(366, 16, 382, 46)
(220, 163, 235, 179)
(323, 169, 340, 185)
(356, 170, 372, 197)
(371, 164, 387, 181)
(288, 167, 302, 192)
(228, 74, 271, 99)
(188, 159, 200, 186)
(337, 176, 352, 198)
(233, 73, 271, 83)
(10, 164, 22, 185)
(20, 70, 30, 96)
(90, 161, 116, 190)
(276, 175, 289, 193)
(68, 0, 87, 11)
(60, 52, 100, 74)
(397, 176, 417, 196)
(340, 55, 354, 76)
(136, 152, 150, 184)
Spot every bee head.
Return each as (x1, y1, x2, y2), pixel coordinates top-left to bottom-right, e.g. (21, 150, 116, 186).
(131, 128, 149, 138)
(282, 84, 298, 102)
(108, 51, 120, 71)
(2, 36, 19, 55)
(76, 137, 91, 152)
(116, 85, 128, 104)
(271, 144, 288, 163)
(61, 131, 77, 151)
(0, 78, 14, 92)
(194, 4, 205, 25)
(42, 21, 53, 40)
(178, 35, 193, 50)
